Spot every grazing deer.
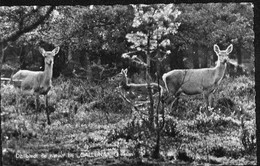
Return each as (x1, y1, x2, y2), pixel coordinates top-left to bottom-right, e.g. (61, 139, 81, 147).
(162, 44, 233, 110)
(11, 46, 60, 125)
(110, 68, 163, 101)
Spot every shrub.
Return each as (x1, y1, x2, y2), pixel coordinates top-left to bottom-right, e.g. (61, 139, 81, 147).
(1, 84, 16, 107)
(240, 118, 256, 153)
(209, 145, 227, 157)
(193, 112, 240, 133)
(163, 117, 179, 138)
(176, 148, 194, 162)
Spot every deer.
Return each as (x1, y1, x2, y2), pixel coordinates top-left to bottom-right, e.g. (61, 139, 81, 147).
(11, 46, 60, 125)
(162, 44, 233, 111)
(110, 68, 163, 102)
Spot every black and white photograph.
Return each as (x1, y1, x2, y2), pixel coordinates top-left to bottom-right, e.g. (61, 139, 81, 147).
(0, 2, 257, 165)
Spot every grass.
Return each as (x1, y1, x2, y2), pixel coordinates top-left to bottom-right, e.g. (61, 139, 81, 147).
(1, 74, 256, 165)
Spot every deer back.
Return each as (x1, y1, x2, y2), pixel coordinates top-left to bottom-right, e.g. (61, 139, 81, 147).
(12, 70, 43, 91)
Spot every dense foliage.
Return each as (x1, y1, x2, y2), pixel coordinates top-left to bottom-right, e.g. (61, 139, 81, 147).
(0, 3, 254, 77)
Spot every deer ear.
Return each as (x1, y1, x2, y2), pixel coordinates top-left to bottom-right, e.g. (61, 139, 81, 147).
(52, 47, 60, 56)
(125, 68, 128, 73)
(213, 44, 220, 55)
(39, 47, 46, 56)
(226, 44, 233, 54)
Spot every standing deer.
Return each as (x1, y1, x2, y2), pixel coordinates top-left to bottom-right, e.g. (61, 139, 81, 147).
(11, 46, 60, 125)
(162, 44, 233, 110)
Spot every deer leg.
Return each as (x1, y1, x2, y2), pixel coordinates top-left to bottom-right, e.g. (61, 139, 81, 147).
(170, 93, 181, 112)
(170, 96, 179, 111)
(45, 95, 51, 125)
(15, 91, 20, 114)
(203, 92, 208, 110)
(15, 88, 23, 114)
(172, 90, 182, 112)
(163, 88, 178, 105)
(162, 93, 170, 104)
(203, 92, 212, 113)
(35, 94, 39, 122)
(208, 93, 214, 108)
(165, 88, 179, 112)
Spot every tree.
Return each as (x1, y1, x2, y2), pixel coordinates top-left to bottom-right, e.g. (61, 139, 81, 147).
(40, 5, 135, 79)
(210, 3, 254, 74)
(0, 6, 55, 45)
(174, 3, 253, 72)
(0, 6, 55, 80)
(125, 4, 180, 159)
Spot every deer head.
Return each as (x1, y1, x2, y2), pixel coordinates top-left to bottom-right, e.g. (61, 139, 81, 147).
(213, 44, 233, 65)
(39, 47, 60, 66)
(110, 68, 128, 84)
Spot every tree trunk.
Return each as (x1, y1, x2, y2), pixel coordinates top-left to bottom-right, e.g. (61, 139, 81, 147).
(19, 47, 26, 69)
(169, 45, 185, 69)
(0, 42, 8, 67)
(147, 32, 154, 129)
(0, 43, 8, 79)
(169, 48, 176, 69)
(178, 48, 185, 69)
(152, 132, 160, 159)
(146, 33, 151, 81)
(2, 48, 7, 63)
(201, 45, 208, 68)
(86, 52, 93, 81)
(236, 39, 243, 75)
(192, 44, 199, 69)
(68, 45, 72, 62)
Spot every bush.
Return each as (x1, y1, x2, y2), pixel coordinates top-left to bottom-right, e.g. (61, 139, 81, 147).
(240, 118, 256, 153)
(193, 112, 240, 133)
(176, 148, 194, 162)
(163, 117, 180, 138)
(1, 84, 16, 107)
(94, 92, 131, 114)
(209, 145, 227, 157)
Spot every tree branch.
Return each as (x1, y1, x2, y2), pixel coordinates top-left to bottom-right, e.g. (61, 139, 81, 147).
(1, 6, 55, 44)
(122, 51, 148, 68)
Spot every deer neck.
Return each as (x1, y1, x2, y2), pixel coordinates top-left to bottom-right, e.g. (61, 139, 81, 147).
(120, 77, 131, 90)
(213, 60, 227, 84)
(43, 63, 53, 85)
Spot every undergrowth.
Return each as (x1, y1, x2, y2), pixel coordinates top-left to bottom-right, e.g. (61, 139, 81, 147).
(1, 74, 256, 165)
